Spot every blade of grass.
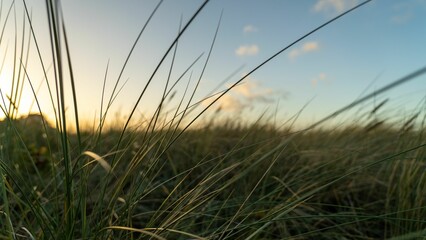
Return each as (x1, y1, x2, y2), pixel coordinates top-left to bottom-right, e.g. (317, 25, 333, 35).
(0, 175, 14, 239)
(7, 2, 17, 118)
(10, 4, 26, 119)
(61, 15, 81, 152)
(15, 9, 32, 117)
(0, 0, 13, 45)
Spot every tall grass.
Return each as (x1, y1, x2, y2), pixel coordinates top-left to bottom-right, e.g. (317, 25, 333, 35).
(0, 0, 425, 239)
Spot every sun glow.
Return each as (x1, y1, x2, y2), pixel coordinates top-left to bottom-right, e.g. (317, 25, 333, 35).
(0, 65, 37, 120)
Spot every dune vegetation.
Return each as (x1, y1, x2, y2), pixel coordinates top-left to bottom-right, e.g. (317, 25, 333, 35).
(0, 0, 425, 239)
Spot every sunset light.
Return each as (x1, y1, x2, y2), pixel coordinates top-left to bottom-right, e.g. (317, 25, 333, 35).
(0, 1, 425, 238)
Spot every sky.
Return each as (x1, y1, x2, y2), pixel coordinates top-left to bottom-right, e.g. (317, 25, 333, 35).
(0, 0, 425, 129)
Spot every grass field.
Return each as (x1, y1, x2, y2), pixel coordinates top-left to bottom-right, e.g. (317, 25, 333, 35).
(0, 0, 425, 239)
(0, 114, 425, 239)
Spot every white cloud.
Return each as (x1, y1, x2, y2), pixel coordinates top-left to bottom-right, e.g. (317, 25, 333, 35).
(391, 2, 413, 24)
(228, 81, 256, 98)
(202, 92, 246, 112)
(311, 72, 327, 87)
(243, 25, 258, 33)
(235, 44, 259, 56)
(391, 12, 413, 24)
(288, 41, 320, 60)
(288, 49, 300, 59)
(390, 1, 426, 24)
(203, 77, 277, 112)
(216, 94, 246, 111)
(227, 78, 273, 101)
(313, 0, 359, 15)
(303, 42, 319, 52)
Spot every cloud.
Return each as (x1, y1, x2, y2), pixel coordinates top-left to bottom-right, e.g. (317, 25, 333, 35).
(288, 41, 320, 60)
(313, 0, 359, 15)
(390, 1, 426, 24)
(235, 44, 259, 56)
(391, 2, 413, 24)
(201, 92, 246, 112)
(288, 49, 300, 59)
(303, 42, 319, 51)
(227, 79, 273, 101)
(391, 12, 413, 24)
(215, 94, 246, 111)
(243, 25, 258, 33)
(203, 77, 278, 112)
(228, 81, 256, 98)
(311, 72, 327, 87)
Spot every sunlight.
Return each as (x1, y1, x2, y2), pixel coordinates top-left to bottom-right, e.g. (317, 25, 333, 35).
(0, 67, 13, 118)
(0, 65, 36, 120)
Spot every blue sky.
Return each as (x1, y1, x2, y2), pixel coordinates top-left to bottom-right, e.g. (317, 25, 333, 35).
(0, 0, 425, 128)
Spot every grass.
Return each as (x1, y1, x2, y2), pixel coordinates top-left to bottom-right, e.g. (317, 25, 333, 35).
(0, 0, 425, 239)
(1, 117, 425, 239)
